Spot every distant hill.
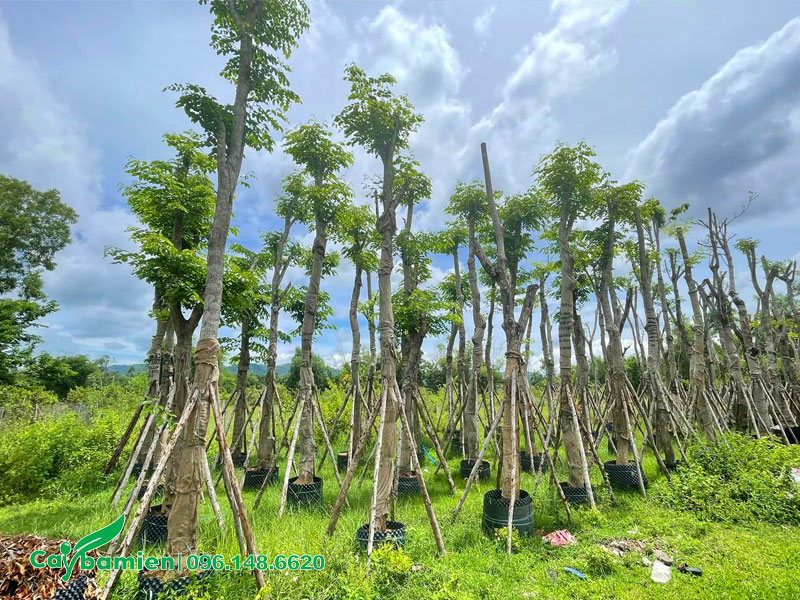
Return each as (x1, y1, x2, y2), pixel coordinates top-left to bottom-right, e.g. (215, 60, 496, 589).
(108, 363, 147, 374)
(108, 362, 291, 376)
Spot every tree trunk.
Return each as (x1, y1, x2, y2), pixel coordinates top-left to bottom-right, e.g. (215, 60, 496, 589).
(372, 141, 401, 532)
(538, 273, 554, 405)
(635, 207, 674, 462)
(677, 231, 714, 441)
(461, 243, 482, 460)
(348, 264, 363, 458)
(558, 205, 585, 487)
(365, 270, 378, 408)
(296, 209, 328, 484)
(232, 316, 251, 456)
(166, 5, 256, 554)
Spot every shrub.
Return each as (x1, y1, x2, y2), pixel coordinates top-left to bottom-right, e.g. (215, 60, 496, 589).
(0, 411, 123, 504)
(370, 546, 413, 595)
(582, 545, 620, 576)
(654, 432, 800, 525)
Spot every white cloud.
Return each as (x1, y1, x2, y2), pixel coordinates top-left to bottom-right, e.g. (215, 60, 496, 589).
(0, 13, 152, 362)
(626, 17, 800, 221)
(464, 0, 629, 190)
(473, 6, 495, 36)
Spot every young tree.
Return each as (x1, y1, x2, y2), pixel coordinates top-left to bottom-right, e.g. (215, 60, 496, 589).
(446, 182, 489, 461)
(536, 141, 603, 489)
(594, 180, 643, 466)
(738, 238, 784, 415)
(393, 161, 435, 475)
(111, 131, 217, 495)
(671, 210, 715, 441)
(334, 64, 423, 531)
(472, 145, 543, 500)
(632, 198, 675, 463)
(165, 0, 309, 558)
(339, 203, 379, 460)
(282, 121, 353, 486)
(256, 173, 308, 470)
(223, 243, 271, 458)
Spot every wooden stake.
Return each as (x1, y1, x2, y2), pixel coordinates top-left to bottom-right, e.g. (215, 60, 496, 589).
(101, 391, 198, 599)
(395, 381, 446, 556)
(210, 385, 265, 591)
(366, 385, 389, 566)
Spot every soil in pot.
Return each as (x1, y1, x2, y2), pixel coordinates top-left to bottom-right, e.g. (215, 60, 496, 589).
(559, 482, 594, 505)
(460, 459, 490, 481)
(481, 489, 534, 536)
(287, 476, 323, 507)
(355, 521, 405, 551)
(243, 466, 278, 490)
(604, 460, 648, 490)
(397, 472, 420, 496)
(138, 505, 168, 546)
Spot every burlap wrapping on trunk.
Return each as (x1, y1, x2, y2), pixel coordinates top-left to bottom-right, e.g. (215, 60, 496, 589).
(166, 338, 219, 557)
(374, 389, 398, 523)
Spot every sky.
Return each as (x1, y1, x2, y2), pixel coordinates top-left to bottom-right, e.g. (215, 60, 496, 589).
(1, 0, 799, 370)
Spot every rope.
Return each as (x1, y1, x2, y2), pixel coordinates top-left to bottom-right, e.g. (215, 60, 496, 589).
(422, 444, 439, 466)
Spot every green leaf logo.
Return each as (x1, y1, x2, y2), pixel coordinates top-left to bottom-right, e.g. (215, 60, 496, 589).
(61, 514, 125, 582)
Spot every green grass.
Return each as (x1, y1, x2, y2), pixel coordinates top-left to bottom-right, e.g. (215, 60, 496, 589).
(2, 442, 800, 600)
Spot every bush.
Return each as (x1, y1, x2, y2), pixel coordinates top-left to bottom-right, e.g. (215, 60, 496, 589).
(654, 432, 800, 525)
(0, 411, 123, 504)
(370, 546, 413, 595)
(582, 545, 620, 576)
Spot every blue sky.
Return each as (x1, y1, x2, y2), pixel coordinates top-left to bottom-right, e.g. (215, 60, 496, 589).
(2, 0, 799, 369)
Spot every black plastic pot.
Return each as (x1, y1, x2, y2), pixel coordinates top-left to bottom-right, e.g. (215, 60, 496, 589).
(605, 423, 634, 455)
(138, 568, 214, 598)
(230, 452, 247, 468)
(53, 574, 91, 600)
(287, 476, 323, 507)
(138, 505, 168, 546)
(243, 466, 278, 490)
(355, 520, 405, 550)
(449, 430, 462, 456)
(771, 425, 800, 445)
(337, 451, 349, 472)
(481, 489, 534, 536)
(604, 460, 648, 490)
(460, 459, 490, 481)
(520, 451, 548, 474)
(137, 480, 164, 500)
(397, 472, 420, 495)
(559, 482, 594, 505)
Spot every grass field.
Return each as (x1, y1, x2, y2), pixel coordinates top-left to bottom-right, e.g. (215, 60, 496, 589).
(2, 443, 799, 600)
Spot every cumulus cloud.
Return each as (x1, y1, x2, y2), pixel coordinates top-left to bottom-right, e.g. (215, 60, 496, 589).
(626, 17, 800, 222)
(465, 0, 629, 190)
(347, 6, 473, 225)
(0, 13, 152, 362)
